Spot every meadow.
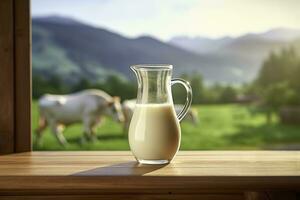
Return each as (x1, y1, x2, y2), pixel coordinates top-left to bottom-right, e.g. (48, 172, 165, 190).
(32, 101, 300, 151)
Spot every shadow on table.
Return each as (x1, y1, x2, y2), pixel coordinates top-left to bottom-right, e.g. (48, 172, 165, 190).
(72, 161, 167, 176)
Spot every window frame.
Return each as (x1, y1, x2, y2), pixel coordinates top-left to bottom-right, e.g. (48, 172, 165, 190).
(0, 0, 299, 154)
(0, 0, 31, 154)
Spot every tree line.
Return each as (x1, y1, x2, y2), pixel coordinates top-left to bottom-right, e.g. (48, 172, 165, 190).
(33, 46, 300, 111)
(254, 47, 300, 109)
(33, 74, 137, 100)
(248, 47, 300, 123)
(33, 72, 239, 105)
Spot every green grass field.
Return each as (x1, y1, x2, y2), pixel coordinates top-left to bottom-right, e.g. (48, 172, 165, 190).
(32, 101, 300, 150)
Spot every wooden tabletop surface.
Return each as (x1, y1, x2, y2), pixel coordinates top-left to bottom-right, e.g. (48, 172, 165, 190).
(0, 151, 299, 192)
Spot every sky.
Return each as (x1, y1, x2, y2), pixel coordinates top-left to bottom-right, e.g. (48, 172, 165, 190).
(32, 0, 300, 41)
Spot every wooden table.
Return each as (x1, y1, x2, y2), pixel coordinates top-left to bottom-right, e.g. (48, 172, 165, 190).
(0, 151, 299, 199)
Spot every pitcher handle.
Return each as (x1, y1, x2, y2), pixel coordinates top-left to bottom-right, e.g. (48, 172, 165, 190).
(171, 78, 193, 122)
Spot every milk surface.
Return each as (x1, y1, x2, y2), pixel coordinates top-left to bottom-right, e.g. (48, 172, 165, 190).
(128, 103, 181, 161)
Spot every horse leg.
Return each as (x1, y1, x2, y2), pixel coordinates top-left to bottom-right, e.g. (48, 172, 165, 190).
(49, 121, 67, 146)
(90, 126, 97, 142)
(90, 117, 102, 141)
(82, 116, 94, 142)
(35, 116, 48, 146)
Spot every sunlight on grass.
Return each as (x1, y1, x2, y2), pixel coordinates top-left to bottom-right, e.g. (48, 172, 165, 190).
(32, 101, 300, 151)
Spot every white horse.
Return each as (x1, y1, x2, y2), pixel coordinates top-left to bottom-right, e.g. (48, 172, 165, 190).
(35, 89, 125, 146)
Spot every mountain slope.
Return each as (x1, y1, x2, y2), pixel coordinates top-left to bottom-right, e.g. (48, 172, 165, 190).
(33, 16, 299, 84)
(169, 36, 233, 54)
(170, 28, 300, 55)
(169, 28, 300, 82)
(260, 28, 300, 41)
(33, 16, 214, 83)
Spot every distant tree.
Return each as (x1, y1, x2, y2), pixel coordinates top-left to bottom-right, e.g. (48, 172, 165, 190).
(219, 86, 237, 103)
(105, 74, 136, 100)
(33, 72, 137, 101)
(32, 75, 69, 99)
(74, 75, 137, 101)
(253, 47, 300, 122)
(172, 73, 204, 105)
(32, 75, 48, 98)
(210, 83, 224, 103)
(256, 48, 298, 87)
(190, 73, 204, 104)
(71, 78, 92, 92)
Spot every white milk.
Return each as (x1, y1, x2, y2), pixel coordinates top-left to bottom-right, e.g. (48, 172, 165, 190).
(128, 103, 181, 163)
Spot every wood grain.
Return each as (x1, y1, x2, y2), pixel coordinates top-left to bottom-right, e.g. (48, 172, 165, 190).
(0, 151, 299, 195)
(245, 191, 299, 200)
(0, 0, 15, 154)
(0, 194, 244, 200)
(0, 0, 31, 154)
(13, 0, 31, 153)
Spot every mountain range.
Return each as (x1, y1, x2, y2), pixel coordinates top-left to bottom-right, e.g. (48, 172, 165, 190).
(32, 16, 300, 84)
(170, 28, 300, 54)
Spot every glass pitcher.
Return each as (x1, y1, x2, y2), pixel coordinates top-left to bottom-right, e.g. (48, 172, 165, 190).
(129, 64, 192, 164)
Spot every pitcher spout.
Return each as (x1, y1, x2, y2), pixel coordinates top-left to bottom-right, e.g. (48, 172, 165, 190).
(130, 64, 173, 104)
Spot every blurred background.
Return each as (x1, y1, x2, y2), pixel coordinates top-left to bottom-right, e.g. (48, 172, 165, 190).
(31, 0, 300, 150)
